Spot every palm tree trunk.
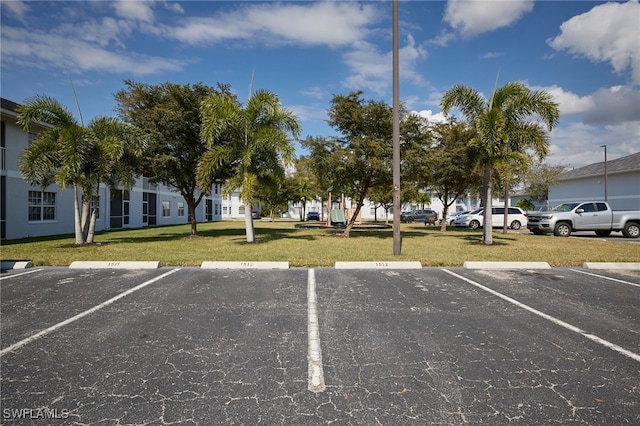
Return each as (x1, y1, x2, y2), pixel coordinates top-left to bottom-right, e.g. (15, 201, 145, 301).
(244, 201, 256, 243)
(73, 184, 85, 245)
(86, 186, 100, 244)
(482, 163, 493, 245)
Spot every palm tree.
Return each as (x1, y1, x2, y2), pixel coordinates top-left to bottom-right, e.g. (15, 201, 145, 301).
(198, 89, 300, 243)
(440, 82, 559, 244)
(84, 117, 144, 243)
(18, 95, 140, 244)
(17, 95, 91, 244)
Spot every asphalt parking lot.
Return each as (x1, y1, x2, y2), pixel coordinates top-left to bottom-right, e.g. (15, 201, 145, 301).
(1, 266, 639, 425)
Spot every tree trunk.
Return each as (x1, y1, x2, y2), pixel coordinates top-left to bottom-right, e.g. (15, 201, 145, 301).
(244, 201, 256, 243)
(188, 198, 198, 236)
(342, 197, 364, 238)
(73, 185, 84, 244)
(482, 163, 493, 245)
(86, 187, 100, 244)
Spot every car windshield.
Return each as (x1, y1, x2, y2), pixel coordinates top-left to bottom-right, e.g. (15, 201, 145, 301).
(551, 203, 580, 212)
(469, 208, 483, 214)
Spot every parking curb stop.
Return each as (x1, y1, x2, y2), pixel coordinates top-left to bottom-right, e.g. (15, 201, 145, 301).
(335, 261, 423, 269)
(464, 261, 551, 269)
(583, 262, 640, 270)
(1, 260, 32, 270)
(201, 261, 290, 269)
(69, 261, 161, 269)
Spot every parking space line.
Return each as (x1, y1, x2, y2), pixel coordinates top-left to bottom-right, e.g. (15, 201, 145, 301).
(569, 268, 640, 288)
(0, 268, 181, 358)
(0, 269, 43, 280)
(307, 268, 326, 393)
(442, 269, 640, 363)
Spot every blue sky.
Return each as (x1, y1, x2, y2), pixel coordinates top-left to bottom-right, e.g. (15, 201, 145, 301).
(2, 0, 639, 169)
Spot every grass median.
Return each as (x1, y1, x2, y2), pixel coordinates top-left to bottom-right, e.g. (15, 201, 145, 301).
(1, 220, 637, 267)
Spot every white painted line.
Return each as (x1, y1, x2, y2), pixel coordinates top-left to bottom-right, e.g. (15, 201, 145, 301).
(307, 268, 326, 393)
(463, 261, 550, 269)
(69, 261, 160, 269)
(334, 261, 422, 269)
(442, 269, 640, 363)
(1, 260, 32, 270)
(0, 268, 180, 358)
(583, 262, 640, 270)
(569, 268, 640, 288)
(201, 261, 289, 269)
(0, 268, 43, 280)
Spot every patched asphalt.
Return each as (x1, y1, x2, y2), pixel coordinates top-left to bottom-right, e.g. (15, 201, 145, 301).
(1, 267, 639, 424)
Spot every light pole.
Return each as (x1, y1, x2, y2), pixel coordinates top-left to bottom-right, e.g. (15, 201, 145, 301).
(600, 145, 608, 202)
(392, 0, 401, 255)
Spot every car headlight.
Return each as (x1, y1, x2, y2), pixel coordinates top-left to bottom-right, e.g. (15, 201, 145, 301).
(541, 215, 553, 219)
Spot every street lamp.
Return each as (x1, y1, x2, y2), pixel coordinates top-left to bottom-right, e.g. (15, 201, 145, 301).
(600, 145, 608, 202)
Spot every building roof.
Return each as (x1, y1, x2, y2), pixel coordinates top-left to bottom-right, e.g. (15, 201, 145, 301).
(560, 152, 640, 180)
(1, 97, 20, 113)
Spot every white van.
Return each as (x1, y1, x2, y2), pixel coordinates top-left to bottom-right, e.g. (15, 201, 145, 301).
(453, 206, 527, 230)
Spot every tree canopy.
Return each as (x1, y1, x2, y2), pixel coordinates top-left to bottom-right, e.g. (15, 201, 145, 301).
(198, 88, 300, 243)
(115, 80, 229, 236)
(441, 82, 559, 244)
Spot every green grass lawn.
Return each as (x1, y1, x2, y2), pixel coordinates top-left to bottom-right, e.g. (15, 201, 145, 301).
(1, 220, 638, 267)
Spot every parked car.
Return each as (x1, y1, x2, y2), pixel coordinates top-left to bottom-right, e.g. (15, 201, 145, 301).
(527, 201, 640, 238)
(454, 206, 527, 230)
(400, 209, 438, 224)
(445, 210, 470, 225)
(251, 210, 261, 219)
(306, 211, 320, 221)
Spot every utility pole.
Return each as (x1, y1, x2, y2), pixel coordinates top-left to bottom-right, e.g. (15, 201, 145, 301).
(392, 0, 401, 255)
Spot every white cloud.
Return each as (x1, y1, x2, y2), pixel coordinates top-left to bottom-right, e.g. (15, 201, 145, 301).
(415, 109, 448, 124)
(1, 26, 183, 76)
(444, 0, 534, 37)
(300, 87, 327, 100)
(342, 35, 427, 95)
(548, 0, 640, 84)
(170, 2, 380, 47)
(548, 121, 639, 168)
(532, 85, 594, 116)
(0, 0, 29, 21)
(113, 0, 154, 23)
(533, 84, 640, 125)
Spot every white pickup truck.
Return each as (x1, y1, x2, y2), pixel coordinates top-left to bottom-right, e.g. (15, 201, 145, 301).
(526, 201, 640, 238)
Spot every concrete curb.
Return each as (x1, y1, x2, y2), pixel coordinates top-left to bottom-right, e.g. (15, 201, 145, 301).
(69, 261, 161, 269)
(335, 261, 422, 269)
(464, 261, 551, 269)
(1, 260, 33, 270)
(201, 261, 289, 269)
(583, 262, 640, 270)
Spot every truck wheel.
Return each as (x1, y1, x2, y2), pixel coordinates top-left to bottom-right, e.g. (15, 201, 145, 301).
(622, 222, 640, 238)
(554, 222, 571, 237)
(510, 220, 521, 230)
(595, 230, 611, 237)
(469, 220, 480, 230)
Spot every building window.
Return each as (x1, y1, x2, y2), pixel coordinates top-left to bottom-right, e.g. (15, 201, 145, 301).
(90, 197, 100, 220)
(223, 206, 228, 214)
(238, 205, 245, 215)
(162, 201, 170, 217)
(28, 190, 56, 221)
(215, 203, 220, 215)
(177, 201, 185, 217)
